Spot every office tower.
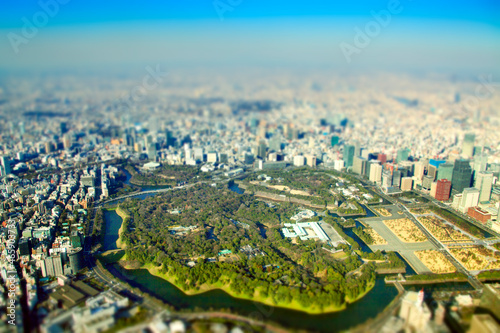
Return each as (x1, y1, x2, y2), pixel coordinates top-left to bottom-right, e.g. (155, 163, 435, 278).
(331, 136, 339, 147)
(294, 155, 305, 167)
(353, 140, 361, 157)
(427, 165, 437, 180)
(144, 135, 153, 147)
(165, 130, 174, 147)
(63, 134, 72, 150)
(462, 133, 475, 158)
(44, 254, 63, 277)
(147, 143, 157, 161)
(134, 143, 142, 153)
(378, 153, 387, 165)
(396, 148, 411, 163)
(452, 159, 472, 193)
(353, 156, 367, 175)
(207, 152, 218, 163)
(455, 92, 461, 103)
(430, 182, 438, 197)
(306, 155, 317, 167)
(475, 172, 493, 202)
(45, 141, 55, 153)
(68, 248, 85, 273)
(401, 177, 413, 191)
(437, 163, 454, 181)
(398, 166, 410, 178)
(18, 238, 30, 256)
(459, 188, 480, 213)
(392, 170, 402, 188)
(257, 140, 267, 159)
(257, 126, 266, 140)
(422, 176, 434, 190)
(291, 128, 300, 140)
(244, 153, 254, 165)
(361, 149, 369, 160)
(369, 162, 383, 183)
(435, 179, 452, 201)
(473, 152, 488, 180)
(219, 153, 228, 164)
(382, 171, 392, 187)
(60, 122, 67, 135)
(125, 134, 135, 147)
(343, 145, 355, 168)
(194, 148, 204, 161)
(334, 159, 345, 171)
(0, 156, 11, 176)
(269, 135, 281, 152)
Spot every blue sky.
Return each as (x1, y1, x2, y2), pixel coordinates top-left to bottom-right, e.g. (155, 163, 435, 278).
(0, 0, 499, 72)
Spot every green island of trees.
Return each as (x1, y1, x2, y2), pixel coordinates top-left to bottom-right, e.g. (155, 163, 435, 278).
(111, 184, 386, 314)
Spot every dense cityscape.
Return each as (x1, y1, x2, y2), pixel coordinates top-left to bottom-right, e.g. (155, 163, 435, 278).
(1, 1, 500, 332)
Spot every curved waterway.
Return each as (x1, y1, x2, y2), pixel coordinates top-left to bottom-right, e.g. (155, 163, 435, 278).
(103, 199, 399, 332)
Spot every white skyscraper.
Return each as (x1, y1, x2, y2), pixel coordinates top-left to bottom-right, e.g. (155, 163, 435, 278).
(369, 163, 382, 184)
(459, 188, 480, 213)
(475, 172, 493, 203)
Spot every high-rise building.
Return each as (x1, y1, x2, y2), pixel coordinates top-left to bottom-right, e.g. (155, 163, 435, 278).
(435, 179, 452, 201)
(397, 148, 411, 163)
(452, 159, 472, 193)
(68, 248, 85, 273)
(294, 155, 305, 167)
(353, 156, 367, 175)
(393, 170, 402, 188)
(269, 135, 281, 152)
(369, 162, 383, 184)
(382, 171, 392, 187)
(378, 153, 387, 165)
(343, 145, 355, 168)
(459, 188, 480, 213)
(306, 155, 317, 167)
(353, 140, 361, 157)
(437, 163, 454, 181)
(331, 136, 339, 147)
(63, 134, 72, 150)
(0, 156, 11, 176)
(475, 172, 493, 202)
(147, 143, 157, 161)
(257, 141, 267, 159)
(427, 165, 437, 180)
(219, 153, 228, 164)
(462, 133, 475, 158)
(401, 177, 413, 191)
(44, 254, 63, 277)
(19, 238, 30, 256)
(414, 161, 425, 181)
(422, 175, 434, 190)
(473, 152, 488, 180)
(45, 141, 55, 153)
(207, 152, 218, 163)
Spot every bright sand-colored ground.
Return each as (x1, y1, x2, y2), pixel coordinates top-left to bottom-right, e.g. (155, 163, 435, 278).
(365, 228, 387, 245)
(417, 215, 471, 243)
(415, 250, 456, 274)
(450, 247, 500, 271)
(384, 218, 427, 243)
(374, 207, 391, 217)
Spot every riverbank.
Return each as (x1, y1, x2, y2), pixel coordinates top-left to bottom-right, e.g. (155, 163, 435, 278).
(118, 262, 376, 315)
(114, 206, 129, 249)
